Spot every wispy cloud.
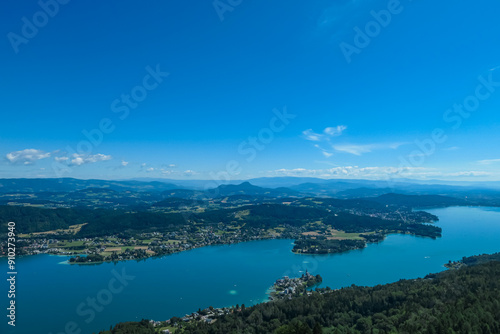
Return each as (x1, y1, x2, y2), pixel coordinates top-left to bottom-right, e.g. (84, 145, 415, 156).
(388, 142, 407, 149)
(121, 160, 129, 167)
(489, 65, 500, 72)
(303, 125, 347, 142)
(303, 129, 324, 141)
(313, 144, 334, 158)
(303, 125, 347, 157)
(268, 166, 425, 179)
(6, 149, 51, 165)
(322, 151, 334, 158)
(303, 126, 407, 157)
(333, 144, 373, 155)
(478, 158, 500, 165)
(267, 166, 490, 180)
(333, 142, 408, 156)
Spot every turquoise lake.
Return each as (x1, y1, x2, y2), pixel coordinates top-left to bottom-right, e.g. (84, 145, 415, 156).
(2, 206, 500, 334)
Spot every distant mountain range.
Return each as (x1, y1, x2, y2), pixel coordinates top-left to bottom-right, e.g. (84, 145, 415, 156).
(158, 182, 301, 200)
(130, 176, 500, 190)
(2, 177, 500, 206)
(0, 178, 179, 193)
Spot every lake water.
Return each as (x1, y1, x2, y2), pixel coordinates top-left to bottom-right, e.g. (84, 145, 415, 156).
(2, 206, 500, 334)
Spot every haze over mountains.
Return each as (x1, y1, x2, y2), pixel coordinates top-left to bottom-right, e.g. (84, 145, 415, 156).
(2, 176, 500, 194)
(1, 177, 500, 207)
(131, 177, 500, 190)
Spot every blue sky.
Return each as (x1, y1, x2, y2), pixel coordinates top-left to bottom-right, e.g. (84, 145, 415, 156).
(1, 0, 500, 181)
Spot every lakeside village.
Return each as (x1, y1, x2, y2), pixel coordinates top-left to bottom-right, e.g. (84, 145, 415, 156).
(146, 271, 324, 333)
(1, 220, 385, 263)
(0, 224, 305, 263)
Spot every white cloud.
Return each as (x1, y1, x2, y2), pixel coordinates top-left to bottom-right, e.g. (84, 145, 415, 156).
(86, 154, 111, 163)
(146, 167, 155, 172)
(70, 153, 112, 166)
(183, 170, 196, 176)
(54, 156, 69, 162)
(121, 160, 129, 167)
(6, 149, 51, 165)
(71, 157, 85, 166)
(303, 125, 347, 142)
(324, 125, 347, 137)
(274, 168, 308, 175)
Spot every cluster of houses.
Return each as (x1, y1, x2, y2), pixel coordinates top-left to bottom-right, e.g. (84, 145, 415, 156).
(178, 307, 229, 324)
(6, 238, 51, 256)
(147, 306, 232, 332)
(8, 224, 300, 264)
(271, 270, 319, 300)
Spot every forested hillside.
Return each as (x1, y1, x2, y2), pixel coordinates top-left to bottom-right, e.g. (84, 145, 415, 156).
(0, 205, 90, 233)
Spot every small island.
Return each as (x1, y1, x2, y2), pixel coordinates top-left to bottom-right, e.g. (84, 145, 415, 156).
(269, 270, 323, 300)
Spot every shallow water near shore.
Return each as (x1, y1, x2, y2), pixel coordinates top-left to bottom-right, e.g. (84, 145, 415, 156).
(2, 206, 500, 334)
